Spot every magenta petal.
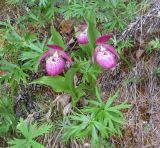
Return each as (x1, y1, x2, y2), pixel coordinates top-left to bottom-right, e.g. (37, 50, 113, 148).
(38, 49, 55, 64)
(38, 44, 63, 64)
(59, 50, 73, 64)
(77, 32, 89, 44)
(103, 44, 119, 58)
(96, 34, 112, 45)
(96, 51, 117, 69)
(47, 44, 63, 51)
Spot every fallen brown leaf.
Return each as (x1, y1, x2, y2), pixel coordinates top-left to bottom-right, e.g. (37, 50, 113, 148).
(60, 20, 74, 34)
(0, 70, 8, 75)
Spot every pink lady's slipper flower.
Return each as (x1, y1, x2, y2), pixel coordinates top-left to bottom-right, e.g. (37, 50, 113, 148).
(38, 45, 73, 76)
(92, 34, 119, 69)
(77, 21, 89, 44)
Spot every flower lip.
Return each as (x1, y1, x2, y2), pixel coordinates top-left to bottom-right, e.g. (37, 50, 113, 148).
(96, 50, 116, 69)
(96, 34, 112, 45)
(77, 32, 89, 44)
(46, 56, 65, 76)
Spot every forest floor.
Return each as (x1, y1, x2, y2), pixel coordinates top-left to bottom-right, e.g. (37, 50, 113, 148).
(0, 0, 160, 147)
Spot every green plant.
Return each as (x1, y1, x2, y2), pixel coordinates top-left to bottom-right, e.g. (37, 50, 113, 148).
(0, 17, 48, 90)
(19, 38, 48, 71)
(0, 18, 25, 60)
(7, 0, 59, 27)
(61, 88, 131, 147)
(0, 93, 17, 135)
(32, 68, 85, 105)
(60, 0, 97, 20)
(7, 0, 52, 7)
(25, 2, 57, 27)
(147, 38, 160, 53)
(8, 118, 52, 148)
(73, 58, 102, 94)
(0, 60, 28, 92)
(100, 0, 137, 30)
(156, 66, 160, 75)
(61, 0, 138, 31)
(113, 38, 133, 68)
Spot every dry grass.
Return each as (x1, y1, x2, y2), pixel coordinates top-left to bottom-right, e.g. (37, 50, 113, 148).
(119, 0, 160, 43)
(0, 0, 20, 21)
(120, 53, 160, 147)
(98, 2, 160, 146)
